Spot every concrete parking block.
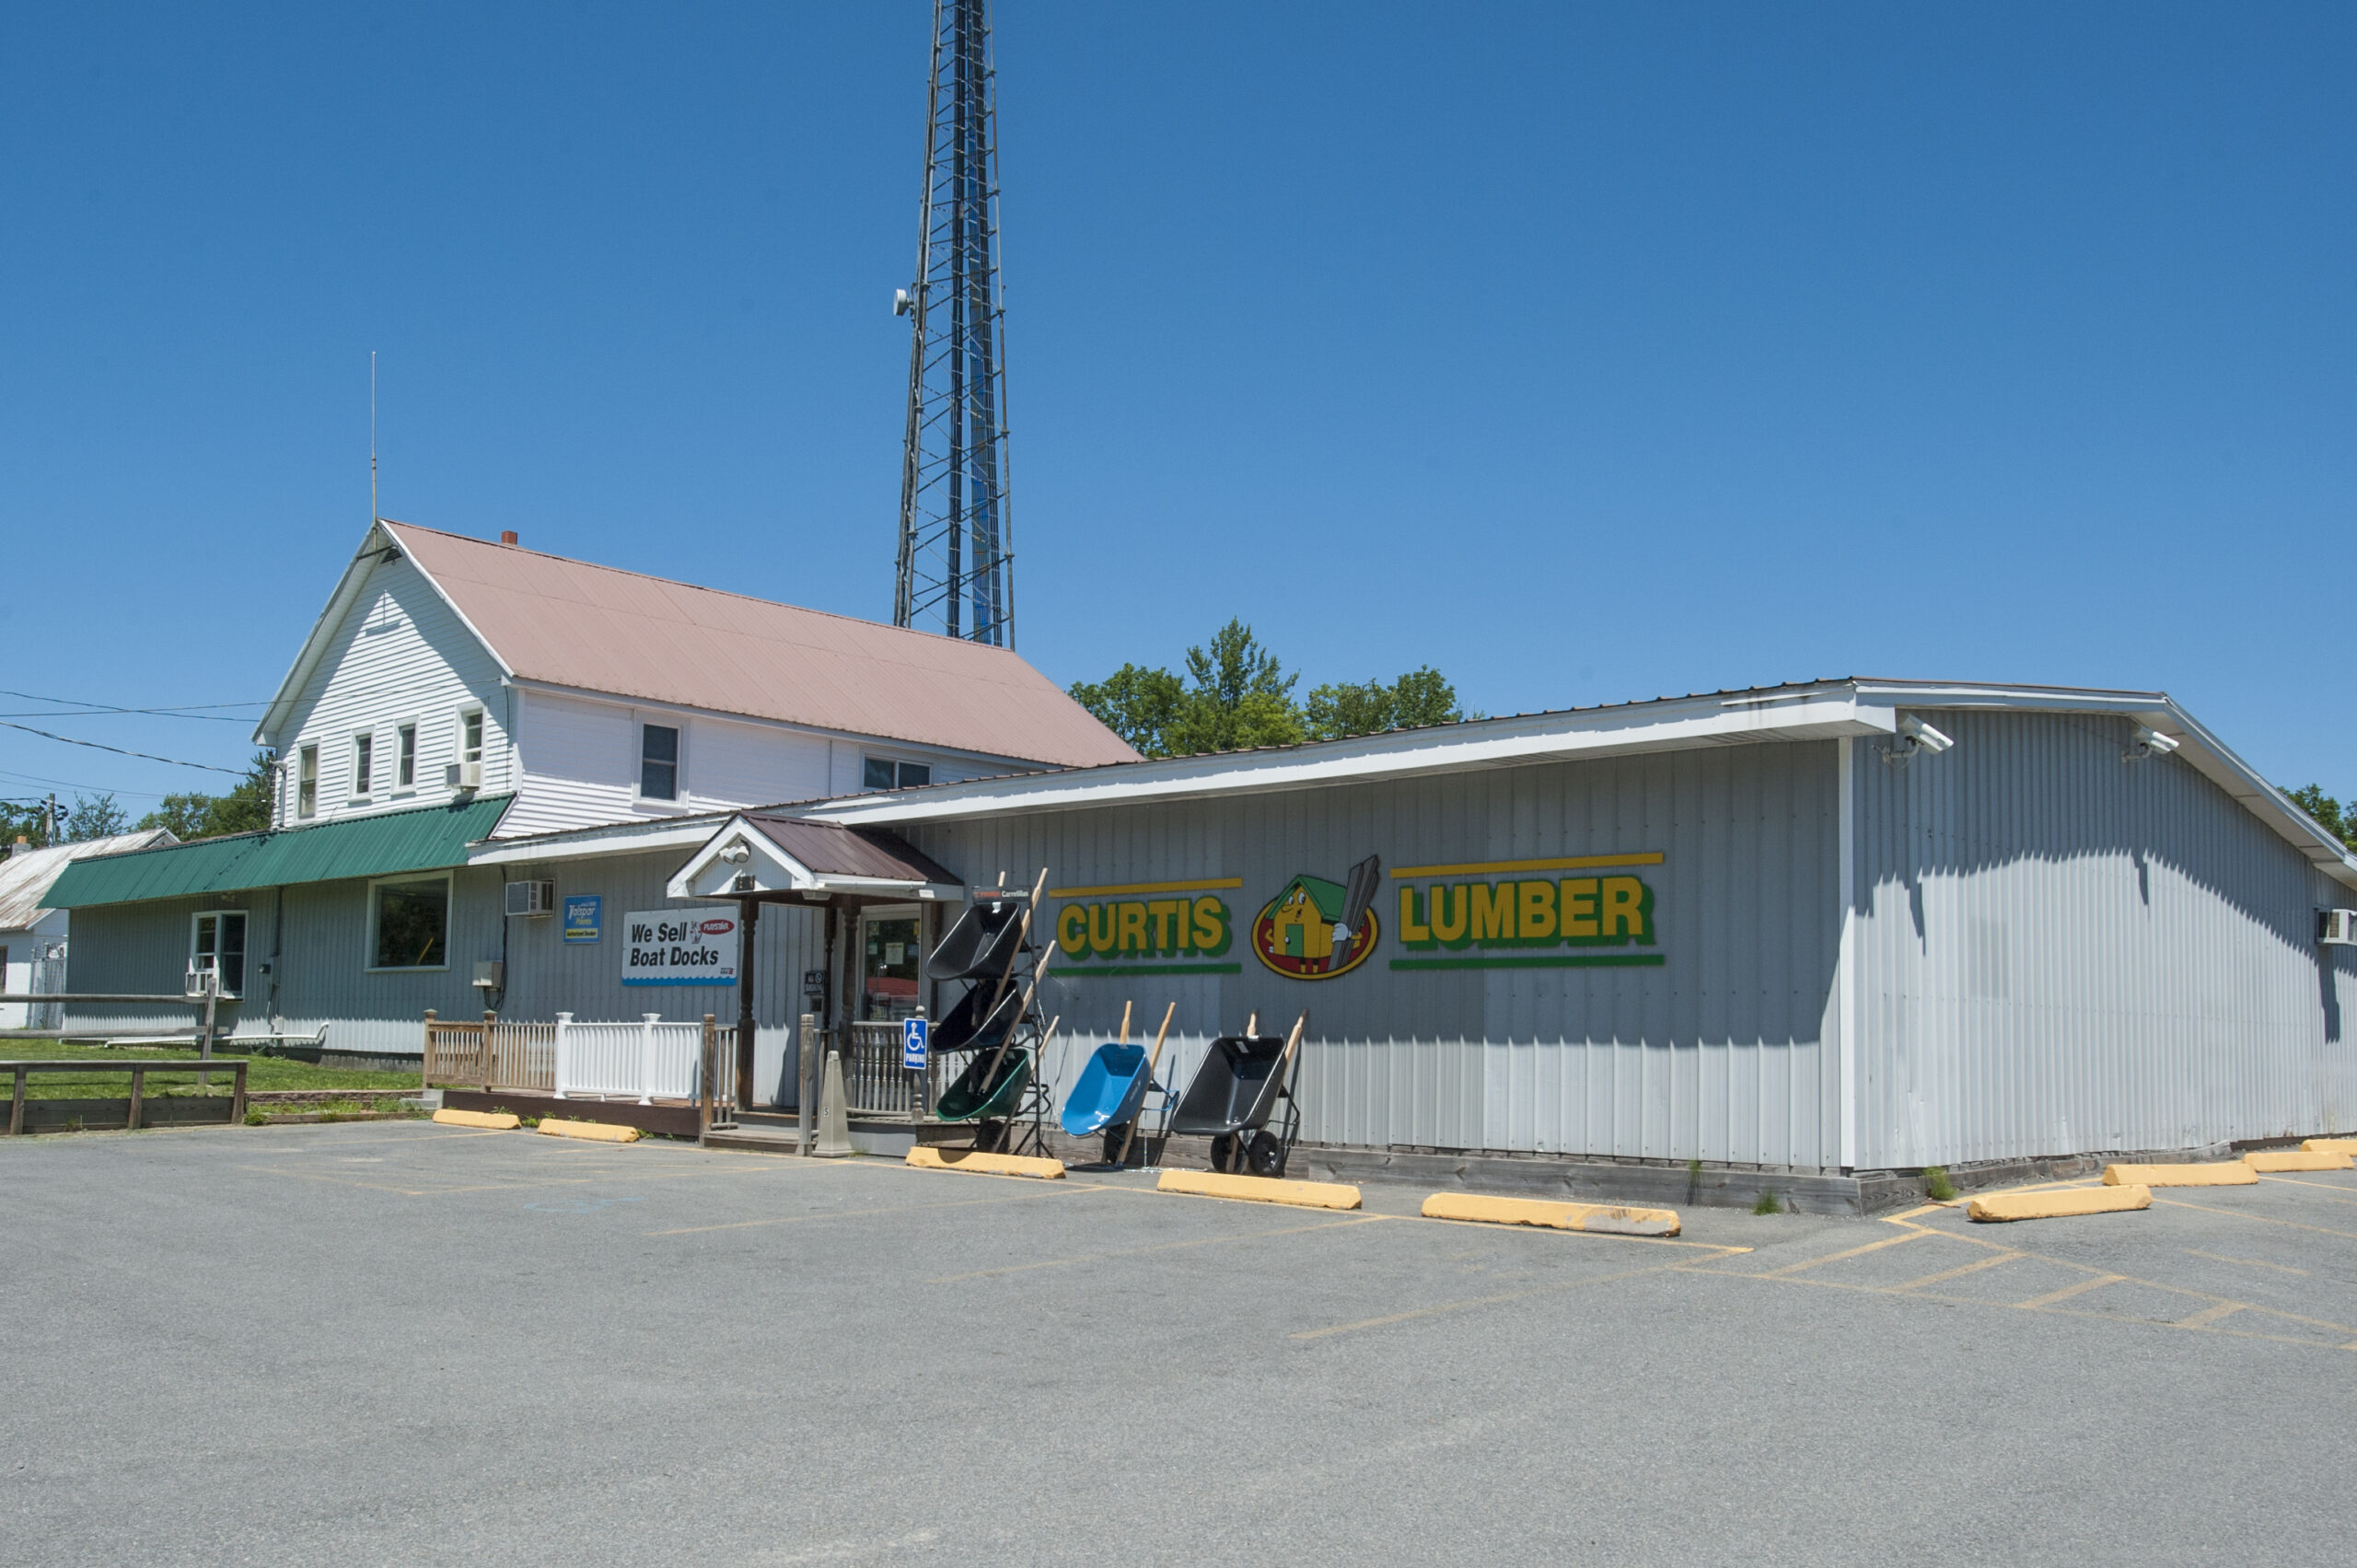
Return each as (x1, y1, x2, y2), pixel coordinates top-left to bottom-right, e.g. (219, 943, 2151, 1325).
(2298, 1138, 2357, 1156)
(905, 1146, 1065, 1179)
(1421, 1191, 1681, 1237)
(2244, 1149, 2353, 1173)
(537, 1118, 640, 1144)
(2102, 1162, 2258, 1187)
(1968, 1185, 2151, 1223)
(430, 1108, 520, 1131)
(1157, 1169, 1362, 1209)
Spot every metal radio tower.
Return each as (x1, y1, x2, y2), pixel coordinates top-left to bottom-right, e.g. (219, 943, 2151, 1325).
(893, 0, 1015, 647)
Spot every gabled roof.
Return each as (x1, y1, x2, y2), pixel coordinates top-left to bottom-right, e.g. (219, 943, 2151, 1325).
(0, 829, 178, 930)
(260, 521, 1135, 770)
(665, 812, 963, 903)
(43, 796, 512, 909)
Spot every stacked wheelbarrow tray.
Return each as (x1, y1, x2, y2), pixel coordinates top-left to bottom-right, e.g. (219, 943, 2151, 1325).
(923, 893, 1053, 1155)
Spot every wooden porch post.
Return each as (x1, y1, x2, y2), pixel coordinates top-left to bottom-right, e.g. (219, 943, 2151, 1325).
(736, 898, 760, 1110)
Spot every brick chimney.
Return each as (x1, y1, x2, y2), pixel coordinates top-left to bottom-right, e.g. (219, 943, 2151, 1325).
(499, 530, 519, 546)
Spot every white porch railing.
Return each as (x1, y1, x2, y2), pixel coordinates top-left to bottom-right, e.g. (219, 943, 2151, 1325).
(553, 1012, 703, 1104)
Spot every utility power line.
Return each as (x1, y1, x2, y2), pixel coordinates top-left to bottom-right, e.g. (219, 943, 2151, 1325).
(0, 687, 264, 721)
(0, 720, 248, 774)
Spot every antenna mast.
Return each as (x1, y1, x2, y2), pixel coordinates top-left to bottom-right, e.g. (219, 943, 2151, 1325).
(893, 0, 1015, 647)
(369, 351, 379, 525)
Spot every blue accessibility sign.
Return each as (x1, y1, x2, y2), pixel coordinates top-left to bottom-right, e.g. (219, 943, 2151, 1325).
(901, 1016, 929, 1071)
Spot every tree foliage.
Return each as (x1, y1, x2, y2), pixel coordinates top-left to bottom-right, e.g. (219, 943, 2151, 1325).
(1071, 621, 1474, 759)
(2285, 784, 2357, 852)
(136, 752, 276, 842)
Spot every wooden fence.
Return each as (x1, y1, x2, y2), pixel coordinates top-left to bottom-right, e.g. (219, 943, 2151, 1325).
(421, 1011, 556, 1093)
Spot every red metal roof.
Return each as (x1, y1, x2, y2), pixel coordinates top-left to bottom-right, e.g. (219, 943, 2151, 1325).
(382, 522, 1135, 770)
(742, 815, 960, 886)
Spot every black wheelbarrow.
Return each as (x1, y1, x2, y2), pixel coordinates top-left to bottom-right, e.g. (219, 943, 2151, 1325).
(1166, 1032, 1301, 1177)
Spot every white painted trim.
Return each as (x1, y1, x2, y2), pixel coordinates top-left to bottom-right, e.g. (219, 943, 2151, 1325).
(663, 815, 962, 903)
(467, 819, 729, 866)
(1836, 735, 1857, 1172)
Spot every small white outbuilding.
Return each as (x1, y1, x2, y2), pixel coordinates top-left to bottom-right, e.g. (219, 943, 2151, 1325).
(0, 829, 176, 1028)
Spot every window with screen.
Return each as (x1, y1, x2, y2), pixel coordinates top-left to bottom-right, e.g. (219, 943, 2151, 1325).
(191, 911, 248, 997)
(297, 747, 318, 819)
(864, 759, 932, 790)
(396, 723, 417, 789)
(641, 724, 679, 800)
(353, 733, 373, 797)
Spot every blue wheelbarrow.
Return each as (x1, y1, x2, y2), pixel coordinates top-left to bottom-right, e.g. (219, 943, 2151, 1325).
(1060, 1003, 1176, 1167)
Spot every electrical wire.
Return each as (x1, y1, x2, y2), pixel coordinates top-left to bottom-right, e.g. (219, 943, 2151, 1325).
(0, 687, 264, 721)
(0, 720, 248, 774)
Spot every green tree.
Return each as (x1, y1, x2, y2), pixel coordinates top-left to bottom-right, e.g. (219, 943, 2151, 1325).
(136, 752, 274, 842)
(1067, 665, 1189, 759)
(1165, 620, 1304, 755)
(63, 794, 129, 841)
(1305, 666, 1479, 741)
(2285, 784, 2357, 852)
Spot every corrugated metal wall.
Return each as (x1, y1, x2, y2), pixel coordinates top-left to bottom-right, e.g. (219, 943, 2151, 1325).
(905, 742, 1846, 1168)
(1852, 709, 2357, 1167)
(62, 851, 827, 1102)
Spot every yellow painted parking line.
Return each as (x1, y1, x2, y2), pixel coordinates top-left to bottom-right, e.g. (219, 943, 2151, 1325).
(2186, 1249, 2305, 1275)
(1892, 1252, 2023, 1292)
(2156, 1197, 2357, 1242)
(1291, 1258, 1695, 1342)
(2012, 1273, 2125, 1309)
(645, 1185, 1074, 1237)
(2175, 1301, 2247, 1329)
(2253, 1175, 2357, 1204)
(1758, 1230, 1929, 1278)
(926, 1214, 1387, 1283)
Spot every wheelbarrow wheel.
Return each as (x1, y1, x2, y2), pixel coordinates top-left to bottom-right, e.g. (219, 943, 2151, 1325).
(1208, 1132, 1239, 1172)
(975, 1118, 1008, 1154)
(1103, 1125, 1132, 1167)
(1246, 1130, 1287, 1178)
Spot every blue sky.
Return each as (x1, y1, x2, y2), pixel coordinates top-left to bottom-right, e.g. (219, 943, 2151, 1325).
(3, 2, 2351, 811)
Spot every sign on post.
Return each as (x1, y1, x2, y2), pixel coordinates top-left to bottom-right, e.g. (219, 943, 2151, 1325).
(622, 910, 740, 986)
(901, 1016, 929, 1071)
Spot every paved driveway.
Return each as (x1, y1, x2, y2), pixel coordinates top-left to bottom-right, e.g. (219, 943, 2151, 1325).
(6, 1121, 2353, 1565)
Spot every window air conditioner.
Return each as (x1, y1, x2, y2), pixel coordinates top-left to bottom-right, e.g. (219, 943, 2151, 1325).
(505, 879, 556, 917)
(448, 760, 485, 791)
(183, 968, 215, 998)
(2320, 910, 2357, 947)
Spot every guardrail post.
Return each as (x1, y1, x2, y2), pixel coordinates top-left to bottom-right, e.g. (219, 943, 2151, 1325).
(127, 1066, 145, 1132)
(553, 1012, 573, 1099)
(230, 1061, 247, 1125)
(639, 1013, 659, 1105)
(422, 1009, 437, 1091)
(8, 1065, 23, 1136)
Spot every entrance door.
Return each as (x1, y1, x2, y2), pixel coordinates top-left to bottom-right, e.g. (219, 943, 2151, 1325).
(857, 905, 923, 1023)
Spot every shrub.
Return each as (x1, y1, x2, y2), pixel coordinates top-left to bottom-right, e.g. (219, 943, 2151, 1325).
(1923, 1166, 1957, 1202)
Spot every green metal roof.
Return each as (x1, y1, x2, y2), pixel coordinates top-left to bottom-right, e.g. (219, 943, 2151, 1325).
(43, 796, 513, 909)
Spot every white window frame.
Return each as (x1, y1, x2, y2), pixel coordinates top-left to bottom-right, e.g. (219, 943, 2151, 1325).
(394, 719, 419, 795)
(351, 729, 376, 802)
(636, 718, 684, 807)
(863, 756, 934, 791)
(449, 704, 486, 792)
(366, 871, 454, 973)
(296, 745, 319, 820)
(189, 910, 249, 999)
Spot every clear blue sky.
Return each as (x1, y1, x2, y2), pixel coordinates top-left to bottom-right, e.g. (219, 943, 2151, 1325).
(4, 2, 2351, 811)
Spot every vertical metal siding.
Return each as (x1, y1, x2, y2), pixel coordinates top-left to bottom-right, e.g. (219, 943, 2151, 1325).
(907, 742, 1845, 1168)
(1853, 709, 2357, 1167)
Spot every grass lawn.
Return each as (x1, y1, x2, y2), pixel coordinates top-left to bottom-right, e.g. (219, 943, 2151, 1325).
(1, 1040, 423, 1098)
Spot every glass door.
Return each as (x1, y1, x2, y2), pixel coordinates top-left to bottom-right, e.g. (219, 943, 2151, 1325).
(858, 905, 923, 1022)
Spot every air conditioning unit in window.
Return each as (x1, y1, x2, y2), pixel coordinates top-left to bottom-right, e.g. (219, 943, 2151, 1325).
(505, 879, 555, 917)
(447, 761, 484, 791)
(183, 968, 215, 998)
(2320, 910, 2357, 947)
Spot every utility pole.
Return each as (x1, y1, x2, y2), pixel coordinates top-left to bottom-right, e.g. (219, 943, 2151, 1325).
(893, 0, 1016, 648)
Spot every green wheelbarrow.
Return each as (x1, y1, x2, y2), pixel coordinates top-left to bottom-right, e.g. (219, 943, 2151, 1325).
(933, 1046, 1035, 1151)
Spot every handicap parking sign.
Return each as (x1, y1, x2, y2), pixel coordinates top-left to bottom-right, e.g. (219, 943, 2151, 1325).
(901, 1016, 928, 1071)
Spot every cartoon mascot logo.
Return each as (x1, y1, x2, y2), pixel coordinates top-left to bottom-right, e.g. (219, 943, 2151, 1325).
(1252, 855, 1382, 980)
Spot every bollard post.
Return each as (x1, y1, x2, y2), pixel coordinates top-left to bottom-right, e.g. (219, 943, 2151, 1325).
(482, 1010, 496, 1092)
(422, 1009, 437, 1092)
(553, 1012, 573, 1099)
(640, 1012, 659, 1106)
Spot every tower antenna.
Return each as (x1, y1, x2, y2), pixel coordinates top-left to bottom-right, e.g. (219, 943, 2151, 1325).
(893, 0, 1016, 647)
(369, 351, 379, 525)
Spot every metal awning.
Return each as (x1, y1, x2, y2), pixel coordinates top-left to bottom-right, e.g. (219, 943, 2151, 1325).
(41, 796, 515, 908)
(665, 813, 964, 904)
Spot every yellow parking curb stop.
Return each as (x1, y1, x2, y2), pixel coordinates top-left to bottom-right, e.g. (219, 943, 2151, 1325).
(2101, 1162, 2257, 1187)
(1421, 1192, 1680, 1237)
(1156, 1169, 1362, 1210)
(2245, 1148, 2353, 1172)
(906, 1146, 1065, 1179)
(537, 1118, 641, 1144)
(432, 1109, 520, 1131)
(2301, 1137, 2357, 1155)
(1968, 1185, 2150, 1223)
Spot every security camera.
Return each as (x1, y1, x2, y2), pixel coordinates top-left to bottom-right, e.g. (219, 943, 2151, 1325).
(1897, 715, 1954, 754)
(2123, 725, 2180, 761)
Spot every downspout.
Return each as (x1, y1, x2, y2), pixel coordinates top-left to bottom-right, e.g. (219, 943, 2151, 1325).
(269, 886, 285, 1032)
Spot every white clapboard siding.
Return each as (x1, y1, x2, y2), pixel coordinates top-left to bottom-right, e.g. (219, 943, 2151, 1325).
(275, 555, 511, 828)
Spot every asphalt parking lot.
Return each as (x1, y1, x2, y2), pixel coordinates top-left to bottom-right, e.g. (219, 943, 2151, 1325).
(6, 1122, 2354, 1566)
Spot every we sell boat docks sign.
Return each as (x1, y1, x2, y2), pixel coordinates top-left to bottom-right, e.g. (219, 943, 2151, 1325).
(622, 910, 739, 986)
